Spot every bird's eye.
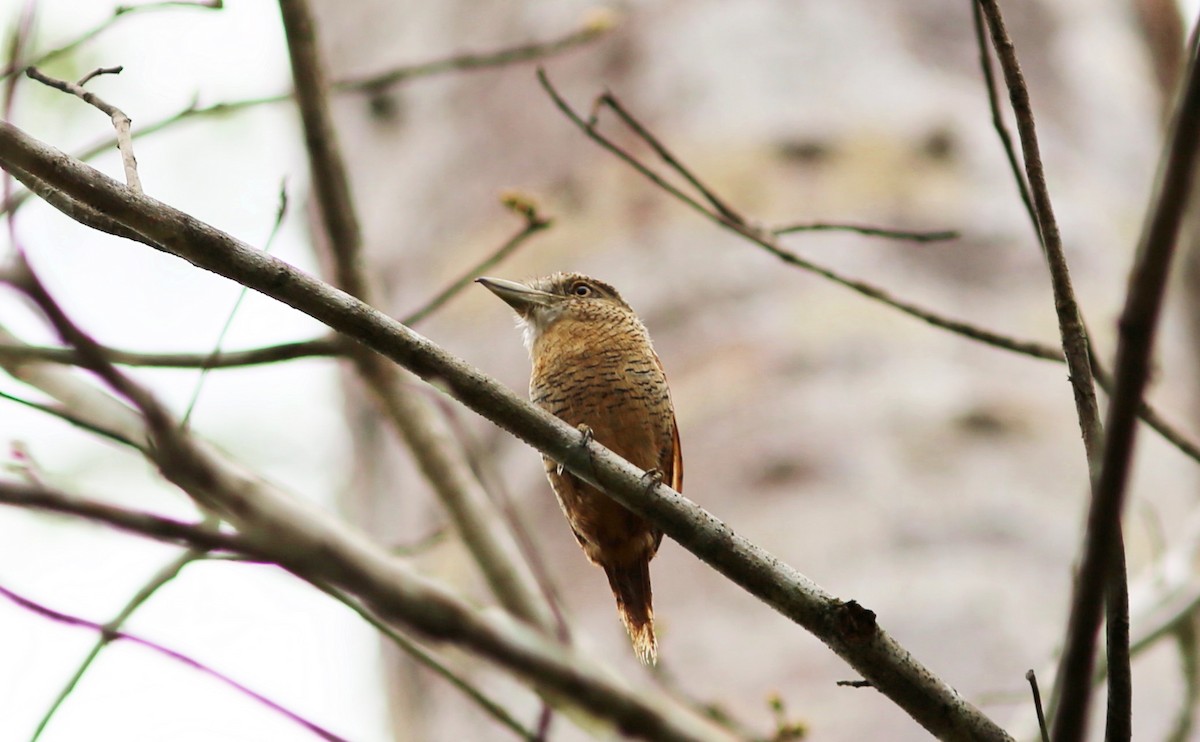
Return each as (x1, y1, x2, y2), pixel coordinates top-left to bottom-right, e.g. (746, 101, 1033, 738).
(571, 282, 592, 297)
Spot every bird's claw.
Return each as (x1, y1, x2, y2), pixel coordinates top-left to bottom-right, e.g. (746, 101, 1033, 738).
(558, 424, 595, 476)
(641, 467, 664, 491)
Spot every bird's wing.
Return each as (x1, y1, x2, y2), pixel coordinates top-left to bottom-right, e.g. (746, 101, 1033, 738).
(668, 414, 683, 494)
(650, 348, 683, 495)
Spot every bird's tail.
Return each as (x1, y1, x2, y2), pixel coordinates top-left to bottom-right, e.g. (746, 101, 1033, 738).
(603, 559, 657, 665)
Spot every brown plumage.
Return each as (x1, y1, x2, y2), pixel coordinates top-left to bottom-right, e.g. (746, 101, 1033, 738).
(477, 272, 681, 665)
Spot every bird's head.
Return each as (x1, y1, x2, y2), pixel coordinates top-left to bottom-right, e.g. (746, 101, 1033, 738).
(476, 272, 635, 352)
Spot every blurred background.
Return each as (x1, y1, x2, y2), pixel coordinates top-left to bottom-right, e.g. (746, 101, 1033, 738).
(1, 0, 1199, 740)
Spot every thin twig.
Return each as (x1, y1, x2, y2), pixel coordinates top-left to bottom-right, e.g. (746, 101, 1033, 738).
(0, 480, 248, 555)
(1025, 671, 1049, 742)
(1049, 33, 1200, 742)
(403, 196, 551, 326)
(973, 1, 1104, 459)
(0, 337, 343, 368)
(0, 388, 139, 447)
(1167, 617, 1199, 742)
(772, 221, 959, 243)
(597, 92, 744, 224)
(0, 581, 348, 742)
(339, 13, 615, 93)
(76, 65, 123, 87)
(970, 1, 1039, 245)
(26, 66, 142, 192)
(601, 92, 962, 243)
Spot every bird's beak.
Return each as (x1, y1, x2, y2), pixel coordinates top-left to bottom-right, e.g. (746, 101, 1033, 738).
(476, 277, 560, 315)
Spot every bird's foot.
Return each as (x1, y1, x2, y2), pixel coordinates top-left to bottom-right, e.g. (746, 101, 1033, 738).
(640, 467, 664, 492)
(557, 424, 595, 476)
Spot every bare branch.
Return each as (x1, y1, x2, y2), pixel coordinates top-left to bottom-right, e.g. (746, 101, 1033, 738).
(970, 2, 1039, 244)
(596, 91, 744, 224)
(974, 2, 1104, 463)
(0, 336, 343, 368)
(1024, 670, 1049, 742)
(76, 65, 123, 87)
(567, 31, 1200, 487)
(0, 387, 140, 448)
(772, 221, 959, 243)
(2, 156, 153, 243)
(0, 120, 1011, 742)
(339, 12, 616, 93)
(0, 324, 147, 448)
(0, 480, 249, 556)
(26, 66, 142, 192)
(1049, 38, 1200, 742)
(1106, 541, 1133, 742)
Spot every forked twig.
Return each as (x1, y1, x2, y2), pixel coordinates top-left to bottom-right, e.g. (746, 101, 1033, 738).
(970, 1, 1039, 244)
(536, 67, 1200, 470)
(539, 69, 1058, 361)
(596, 91, 745, 224)
(26, 66, 142, 192)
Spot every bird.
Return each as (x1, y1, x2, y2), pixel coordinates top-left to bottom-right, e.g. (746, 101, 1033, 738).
(477, 272, 681, 665)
